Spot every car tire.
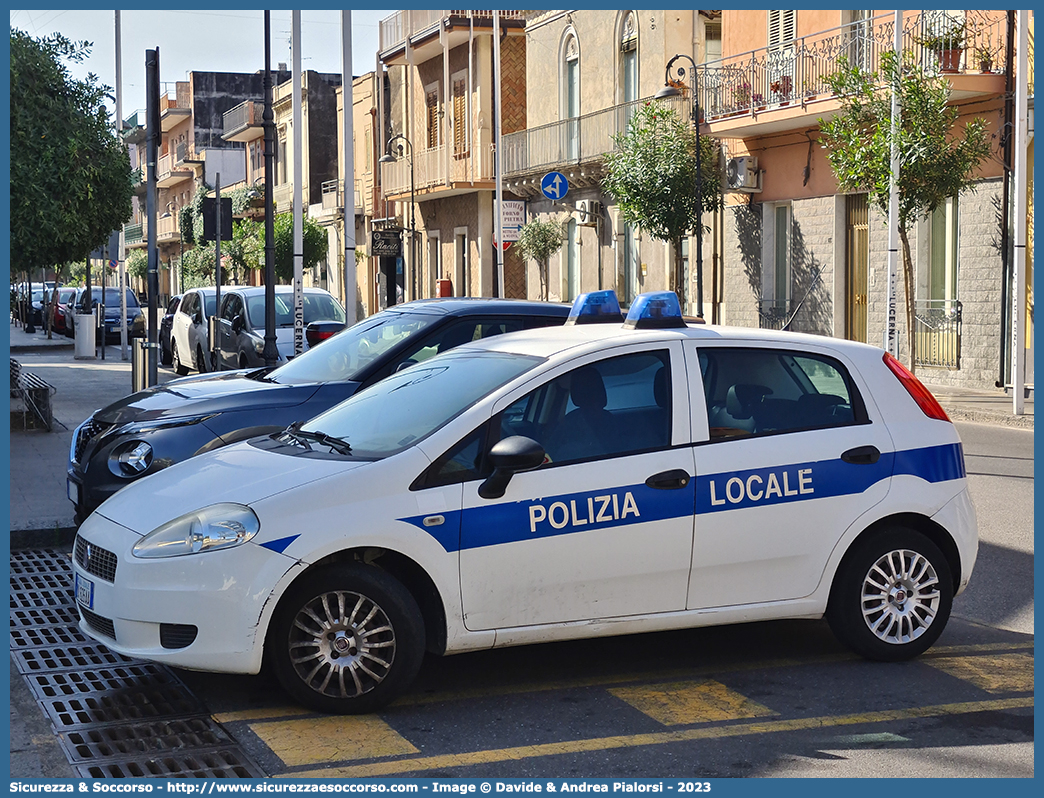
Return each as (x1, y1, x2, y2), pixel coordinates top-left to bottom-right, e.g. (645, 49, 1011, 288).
(239, 353, 249, 370)
(160, 337, 173, 366)
(172, 340, 189, 376)
(197, 345, 209, 373)
(268, 562, 426, 714)
(826, 528, 953, 662)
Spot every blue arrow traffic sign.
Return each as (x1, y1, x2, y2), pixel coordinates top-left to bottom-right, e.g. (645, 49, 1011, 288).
(541, 171, 568, 201)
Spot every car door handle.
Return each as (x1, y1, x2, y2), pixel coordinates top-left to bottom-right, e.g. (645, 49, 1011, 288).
(645, 469, 691, 490)
(841, 445, 880, 465)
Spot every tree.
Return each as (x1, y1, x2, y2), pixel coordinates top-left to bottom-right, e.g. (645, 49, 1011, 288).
(10, 29, 134, 272)
(602, 102, 724, 309)
(511, 217, 565, 301)
(272, 213, 329, 283)
(126, 249, 148, 280)
(819, 51, 990, 370)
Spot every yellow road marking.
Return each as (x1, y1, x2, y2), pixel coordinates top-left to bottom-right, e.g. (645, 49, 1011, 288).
(284, 696, 1033, 779)
(252, 715, 419, 767)
(927, 653, 1035, 693)
(610, 679, 777, 726)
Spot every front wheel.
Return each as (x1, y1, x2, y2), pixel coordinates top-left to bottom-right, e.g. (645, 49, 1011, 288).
(268, 563, 425, 714)
(172, 340, 189, 376)
(827, 528, 953, 661)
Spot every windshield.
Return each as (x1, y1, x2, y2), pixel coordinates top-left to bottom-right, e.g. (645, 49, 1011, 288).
(268, 309, 441, 385)
(90, 289, 140, 308)
(301, 350, 542, 458)
(245, 293, 346, 329)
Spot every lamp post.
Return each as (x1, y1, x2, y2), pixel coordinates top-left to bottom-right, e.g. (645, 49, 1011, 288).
(655, 53, 704, 319)
(379, 134, 415, 305)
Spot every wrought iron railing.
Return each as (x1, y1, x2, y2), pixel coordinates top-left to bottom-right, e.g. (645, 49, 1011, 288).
(501, 94, 689, 176)
(696, 10, 1008, 121)
(758, 299, 795, 331)
(222, 100, 263, 138)
(914, 299, 962, 369)
(124, 223, 143, 245)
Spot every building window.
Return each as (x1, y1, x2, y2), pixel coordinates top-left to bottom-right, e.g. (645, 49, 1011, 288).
(452, 71, 468, 158)
(620, 12, 638, 105)
(773, 204, 791, 305)
(562, 33, 580, 161)
(928, 195, 959, 302)
(767, 10, 796, 46)
(622, 222, 639, 305)
(276, 132, 287, 185)
(565, 218, 580, 300)
(767, 10, 797, 102)
(425, 83, 441, 150)
(761, 203, 791, 325)
(704, 21, 722, 63)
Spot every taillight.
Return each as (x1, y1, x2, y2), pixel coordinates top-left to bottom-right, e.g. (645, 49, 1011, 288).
(305, 322, 343, 348)
(882, 352, 950, 421)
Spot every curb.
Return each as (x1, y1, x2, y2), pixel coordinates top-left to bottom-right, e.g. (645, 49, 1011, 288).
(10, 527, 77, 551)
(939, 405, 1034, 429)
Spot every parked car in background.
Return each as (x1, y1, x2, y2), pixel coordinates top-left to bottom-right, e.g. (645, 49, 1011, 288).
(170, 287, 217, 375)
(213, 286, 346, 370)
(50, 287, 78, 336)
(159, 294, 183, 366)
(67, 297, 573, 522)
(70, 288, 146, 342)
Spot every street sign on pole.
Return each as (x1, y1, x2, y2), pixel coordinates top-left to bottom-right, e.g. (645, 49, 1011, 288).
(371, 229, 402, 258)
(496, 200, 525, 250)
(541, 171, 568, 201)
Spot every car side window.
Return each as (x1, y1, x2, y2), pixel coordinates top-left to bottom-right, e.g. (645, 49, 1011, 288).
(167, 297, 181, 315)
(221, 294, 242, 323)
(697, 347, 867, 442)
(414, 424, 491, 490)
(499, 350, 672, 466)
(180, 293, 196, 317)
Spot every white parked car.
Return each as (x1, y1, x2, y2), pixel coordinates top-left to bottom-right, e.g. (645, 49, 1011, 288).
(170, 287, 217, 375)
(71, 290, 977, 714)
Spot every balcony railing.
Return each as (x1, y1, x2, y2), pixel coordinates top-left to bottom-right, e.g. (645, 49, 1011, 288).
(274, 182, 294, 211)
(697, 10, 1008, 121)
(379, 9, 525, 53)
(157, 214, 180, 241)
(914, 299, 962, 369)
(222, 100, 264, 140)
(758, 299, 795, 331)
(124, 222, 143, 246)
(502, 95, 689, 177)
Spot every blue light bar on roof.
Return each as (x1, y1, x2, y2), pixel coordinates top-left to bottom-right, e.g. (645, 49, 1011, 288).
(623, 291, 687, 329)
(564, 290, 624, 325)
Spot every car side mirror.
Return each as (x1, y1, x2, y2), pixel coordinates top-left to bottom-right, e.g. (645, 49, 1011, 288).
(232, 315, 244, 334)
(478, 436, 546, 500)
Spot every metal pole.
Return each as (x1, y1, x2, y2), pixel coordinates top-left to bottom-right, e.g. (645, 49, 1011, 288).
(884, 10, 902, 358)
(115, 10, 128, 360)
(146, 47, 160, 387)
(292, 10, 304, 356)
(1012, 10, 1029, 415)
(692, 64, 704, 319)
(214, 173, 222, 371)
(262, 11, 279, 368)
(492, 9, 505, 297)
(410, 151, 416, 303)
(341, 10, 357, 323)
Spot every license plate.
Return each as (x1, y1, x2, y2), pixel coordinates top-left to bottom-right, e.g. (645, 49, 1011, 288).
(109, 325, 119, 333)
(74, 573, 94, 609)
(67, 479, 80, 505)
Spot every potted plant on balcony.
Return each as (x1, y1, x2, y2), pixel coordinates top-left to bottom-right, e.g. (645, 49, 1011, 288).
(974, 35, 994, 73)
(731, 82, 751, 114)
(770, 74, 793, 105)
(920, 23, 965, 73)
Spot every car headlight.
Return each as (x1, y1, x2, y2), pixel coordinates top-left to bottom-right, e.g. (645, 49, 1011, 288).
(108, 440, 153, 476)
(253, 337, 265, 354)
(132, 503, 260, 558)
(121, 414, 215, 435)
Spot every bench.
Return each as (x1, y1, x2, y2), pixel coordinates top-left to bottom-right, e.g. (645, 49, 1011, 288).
(10, 358, 55, 431)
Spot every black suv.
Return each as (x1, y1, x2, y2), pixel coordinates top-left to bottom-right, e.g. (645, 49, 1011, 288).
(71, 287, 146, 342)
(68, 298, 571, 522)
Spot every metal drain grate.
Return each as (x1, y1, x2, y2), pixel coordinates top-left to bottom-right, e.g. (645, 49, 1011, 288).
(12, 643, 139, 674)
(11, 549, 266, 779)
(11, 572, 73, 592)
(41, 685, 207, 729)
(74, 748, 266, 778)
(60, 718, 239, 764)
(25, 664, 179, 701)
(11, 604, 81, 629)
(11, 549, 73, 574)
(10, 624, 90, 649)
(10, 587, 75, 610)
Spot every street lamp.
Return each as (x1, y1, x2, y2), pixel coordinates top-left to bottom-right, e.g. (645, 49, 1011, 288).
(655, 53, 704, 320)
(379, 134, 415, 305)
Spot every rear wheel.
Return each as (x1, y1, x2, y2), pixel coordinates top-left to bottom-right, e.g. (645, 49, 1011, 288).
(269, 563, 425, 714)
(827, 528, 953, 661)
(160, 335, 172, 366)
(172, 340, 189, 376)
(196, 345, 209, 373)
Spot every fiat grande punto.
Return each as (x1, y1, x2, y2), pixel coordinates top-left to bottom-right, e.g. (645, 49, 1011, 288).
(71, 291, 978, 714)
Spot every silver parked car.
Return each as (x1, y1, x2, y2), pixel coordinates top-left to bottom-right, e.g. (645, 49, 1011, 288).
(213, 285, 346, 370)
(171, 287, 217, 375)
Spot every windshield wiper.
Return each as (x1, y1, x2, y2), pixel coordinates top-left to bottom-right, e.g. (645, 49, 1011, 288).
(287, 422, 352, 455)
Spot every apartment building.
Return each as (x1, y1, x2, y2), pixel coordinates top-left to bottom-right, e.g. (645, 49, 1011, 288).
(377, 10, 529, 304)
(700, 9, 1032, 392)
(502, 10, 719, 309)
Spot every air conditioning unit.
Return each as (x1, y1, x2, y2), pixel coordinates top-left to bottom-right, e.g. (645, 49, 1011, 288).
(726, 156, 760, 192)
(576, 199, 602, 226)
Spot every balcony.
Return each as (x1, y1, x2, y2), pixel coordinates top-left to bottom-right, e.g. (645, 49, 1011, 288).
(380, 140, 502, 199)
(157, 213, 180, 243)
(697, 10, 1008, 138)
(274, 182, 294, 212)
(156, 152, 193, 188)
(379, 9, 526, 55)
(122, 109, 147, 145)
(223, 100, 265, 143)
(159, 93, 190, 132)
(124, 222, 144, 248)
(175, 141, 201, 165)
(501, 94, 690, 181)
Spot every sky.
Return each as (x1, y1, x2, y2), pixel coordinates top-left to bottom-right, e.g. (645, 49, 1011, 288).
(8, 8, 387, 118)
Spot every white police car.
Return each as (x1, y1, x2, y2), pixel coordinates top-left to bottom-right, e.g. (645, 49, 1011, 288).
(71, 291, 977, 714)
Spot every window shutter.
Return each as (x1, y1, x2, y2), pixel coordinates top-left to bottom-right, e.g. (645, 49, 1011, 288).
(768, 10, 796, 47)
(453, 77, 467, 156)
(426, 88, 440, 149)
